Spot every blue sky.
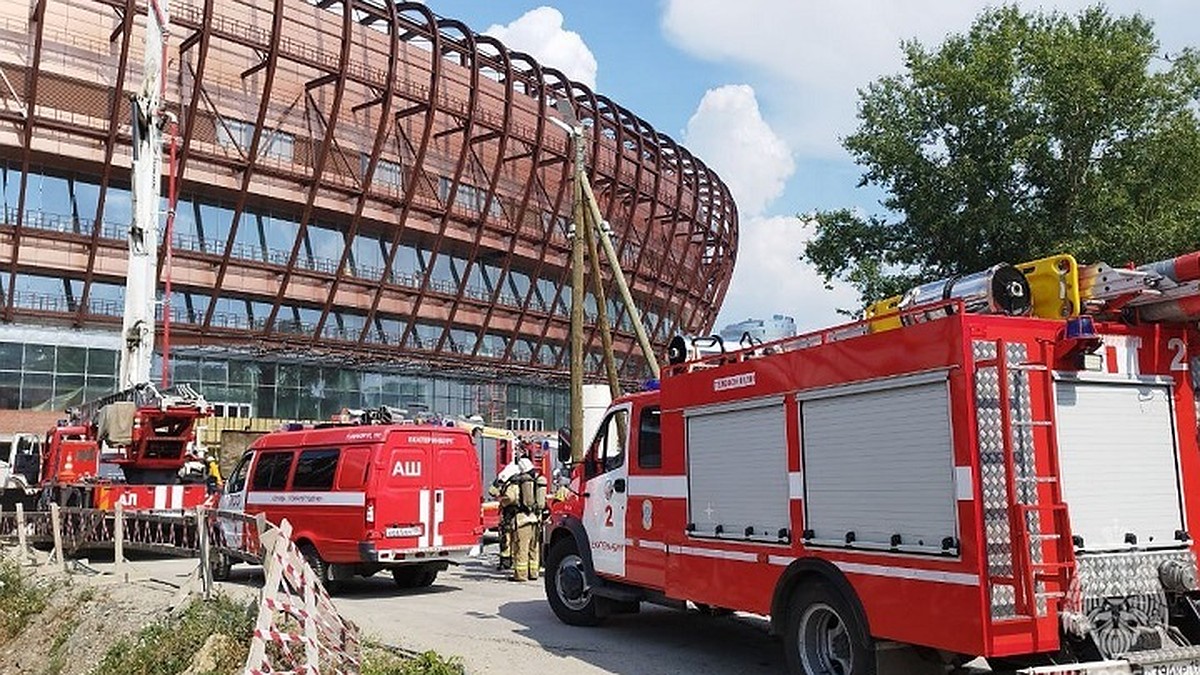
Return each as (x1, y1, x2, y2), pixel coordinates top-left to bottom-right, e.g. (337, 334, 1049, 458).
(425, 1, 1199, 333)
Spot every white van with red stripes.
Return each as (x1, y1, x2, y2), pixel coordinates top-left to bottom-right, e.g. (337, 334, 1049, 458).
(217, 422, 482, 591)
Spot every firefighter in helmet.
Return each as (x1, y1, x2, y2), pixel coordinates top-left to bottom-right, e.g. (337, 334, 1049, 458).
(501, 456, 547, 582)
(489, 460, 520, 571)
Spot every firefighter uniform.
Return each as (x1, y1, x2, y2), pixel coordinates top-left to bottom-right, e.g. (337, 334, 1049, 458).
(490, 462, 520, 570)
(501, 457, 546, 582)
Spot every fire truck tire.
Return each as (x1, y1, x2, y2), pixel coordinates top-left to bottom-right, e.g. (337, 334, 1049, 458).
(392, 565, 439, 589)
(210, 552, 233, 581)
(299, 543, 341, 594)
(545, 537, 603, 627)
(784, 581, 875, 675)
(63, 487, 83, 508)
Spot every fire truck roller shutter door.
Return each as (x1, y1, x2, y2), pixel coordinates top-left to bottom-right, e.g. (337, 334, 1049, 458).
(684, 398, 790, 543)
(1053, 374, 1185, 551)
(798, 370, 958, 553)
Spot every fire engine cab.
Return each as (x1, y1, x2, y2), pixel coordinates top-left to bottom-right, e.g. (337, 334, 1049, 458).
(218, 413, 483, 592)
(545, 251, 1200, 674)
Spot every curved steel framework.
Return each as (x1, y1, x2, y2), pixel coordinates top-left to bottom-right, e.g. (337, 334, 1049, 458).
(0, 0, 737, 382)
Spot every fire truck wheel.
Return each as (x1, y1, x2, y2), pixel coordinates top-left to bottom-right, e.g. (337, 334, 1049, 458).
(210, 552, 233, 581)
(392, 565, 439, 589)
(63, 487, 83, 508)
(784, 581, 875, 675)
(299, 543, 341, 594)
(545, 537, 603, 627)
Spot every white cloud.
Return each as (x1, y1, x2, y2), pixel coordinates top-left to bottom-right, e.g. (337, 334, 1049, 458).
(715, 215, 858, 333)
(662, 0, 1200, 158)
(669, 0, 1198, 328)
(680, 84, 853, 327)
(484, 7, 598, 90)
(683, 85, 794, 217)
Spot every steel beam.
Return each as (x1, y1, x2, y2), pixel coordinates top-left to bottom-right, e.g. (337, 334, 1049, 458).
(357, 2, 443, 347)
(261, 0, 355, 336)
(199, 0, 286, 331)
(5, 0, 49, 323)
(394, 18, 483, 353)
(433, 35, 514, 355)
(310, 0, 400, 343)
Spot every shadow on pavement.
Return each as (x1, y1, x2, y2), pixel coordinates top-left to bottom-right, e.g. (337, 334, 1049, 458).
(456, 556, 519, 583)
(216, 562, 460, 597)
(496, 598, 785, 675)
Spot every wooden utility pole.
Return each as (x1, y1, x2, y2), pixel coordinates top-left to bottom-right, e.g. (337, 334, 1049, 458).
(555, 99, 662, 462)
(567, 125, 586, 463)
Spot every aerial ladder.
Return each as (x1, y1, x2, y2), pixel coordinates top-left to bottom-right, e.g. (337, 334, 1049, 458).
(860, 251, 1200, 329)
(36, 0, 210, 509)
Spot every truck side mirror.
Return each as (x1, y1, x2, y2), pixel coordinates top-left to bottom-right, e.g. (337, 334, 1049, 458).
(556, 426, 572, 465)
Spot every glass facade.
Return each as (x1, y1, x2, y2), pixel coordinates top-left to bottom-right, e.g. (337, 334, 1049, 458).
(0, 163, 680, 374)
(0, 338, 570, 426)
(0, 341, 117, 410)
(166, 353, 569, 424)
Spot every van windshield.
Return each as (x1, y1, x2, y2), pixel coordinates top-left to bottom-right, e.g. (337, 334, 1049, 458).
(227, 454, 252, 493)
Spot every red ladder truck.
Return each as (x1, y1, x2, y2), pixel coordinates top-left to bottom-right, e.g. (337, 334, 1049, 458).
(38, 383, 211, 510)
(30, 0, 213, 513)
(544, 250, 1200, 674)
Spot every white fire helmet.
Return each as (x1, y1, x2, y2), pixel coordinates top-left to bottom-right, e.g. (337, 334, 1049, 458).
(517, 457, 535, 474)
(496, 461, 520, 483)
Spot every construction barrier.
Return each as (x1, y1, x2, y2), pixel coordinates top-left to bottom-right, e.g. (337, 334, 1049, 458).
(0, 504, 279, 560)
(245, 518, 361, 674)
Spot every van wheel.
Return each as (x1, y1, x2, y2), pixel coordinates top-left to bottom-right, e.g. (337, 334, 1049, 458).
(784, 580, 875, 675)
(299, 543, 341, 595)
(545, 537, 602, 627)
(210, 552, 233, 581)
(63, 487, 83, 508)
(392, 565, 438, 589)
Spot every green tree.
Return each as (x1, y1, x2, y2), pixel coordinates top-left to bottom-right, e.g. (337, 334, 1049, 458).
(805, 5, 1200, 305)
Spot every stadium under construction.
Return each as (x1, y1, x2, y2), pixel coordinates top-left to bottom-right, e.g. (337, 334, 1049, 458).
(0, 0, 737, 427)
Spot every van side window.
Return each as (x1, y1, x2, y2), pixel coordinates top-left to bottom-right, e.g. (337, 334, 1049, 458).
(336, 447, 371, 490)
(252, 452, 293, 491)
(227, 453, 252, 493)
(293, 449, 339, 491)
(638, 406, 662, 469)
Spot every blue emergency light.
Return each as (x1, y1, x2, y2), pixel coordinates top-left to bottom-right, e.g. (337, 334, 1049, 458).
(643, 379, 660, 391)
(1065, 315, 1097, 340)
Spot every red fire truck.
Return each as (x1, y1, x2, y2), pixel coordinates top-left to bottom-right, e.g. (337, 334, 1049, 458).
(34, 383, 212, 511)
(217, 417, 484, 592)
(544, 251, 1200, 674)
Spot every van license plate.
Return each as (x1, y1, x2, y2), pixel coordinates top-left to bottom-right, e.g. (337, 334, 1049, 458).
(1147, 661, 1200, 675)
(386, 526, 422, 538)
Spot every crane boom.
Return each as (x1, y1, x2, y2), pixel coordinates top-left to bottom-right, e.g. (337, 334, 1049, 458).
(119, 0, 168, 390)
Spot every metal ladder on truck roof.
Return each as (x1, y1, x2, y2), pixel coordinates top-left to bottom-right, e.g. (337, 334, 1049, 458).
(976, 339, 1076, 633)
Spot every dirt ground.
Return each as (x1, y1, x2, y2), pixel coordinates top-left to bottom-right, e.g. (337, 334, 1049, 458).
(0, 553, 245, 675)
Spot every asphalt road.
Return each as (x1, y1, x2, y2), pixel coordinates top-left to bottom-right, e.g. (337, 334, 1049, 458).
(106, 547, 991, 674)
(210, 545, 789, 674)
